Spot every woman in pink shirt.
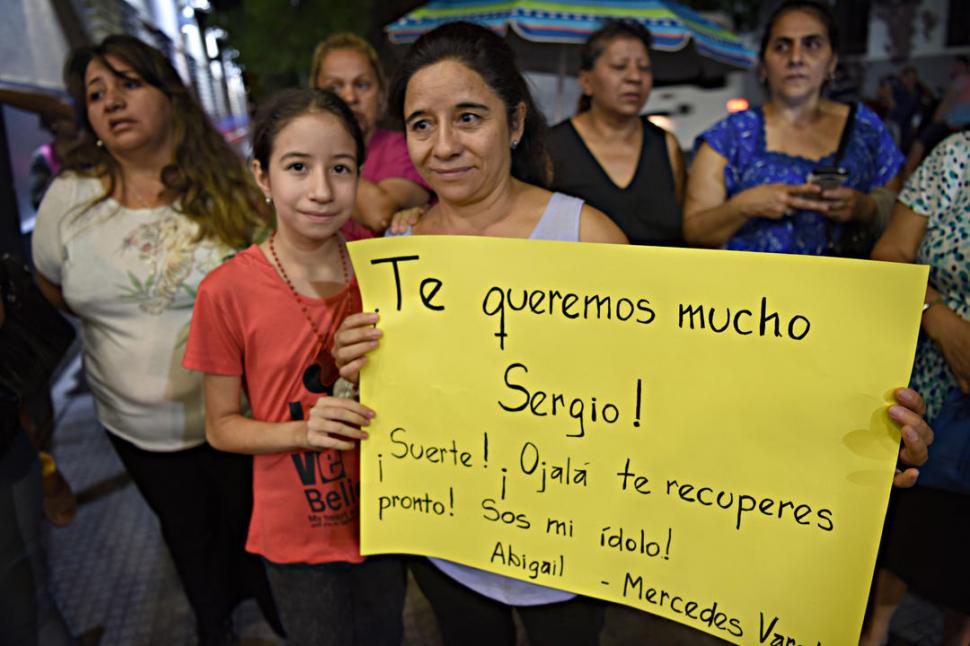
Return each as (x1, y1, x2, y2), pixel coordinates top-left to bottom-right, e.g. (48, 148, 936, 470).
(311, 33, 431, 235)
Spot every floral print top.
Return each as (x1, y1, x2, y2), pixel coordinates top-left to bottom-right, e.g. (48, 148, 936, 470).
(903, 132, 970, 420)
(32, 175, 233, 450)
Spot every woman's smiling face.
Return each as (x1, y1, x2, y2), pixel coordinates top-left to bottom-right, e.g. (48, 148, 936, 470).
(403, 59, 524, 207)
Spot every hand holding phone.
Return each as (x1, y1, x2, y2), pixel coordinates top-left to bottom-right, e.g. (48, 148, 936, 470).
(807, 166, 873, 222)
(806, 166, 849, 192)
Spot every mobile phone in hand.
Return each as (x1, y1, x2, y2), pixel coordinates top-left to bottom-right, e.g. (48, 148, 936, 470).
(806, 166, 849, 192)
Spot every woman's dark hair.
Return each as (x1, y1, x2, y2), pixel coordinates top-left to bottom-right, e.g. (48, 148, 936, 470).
(63, 34, 268, 249)
(389, 21, 549, 188)
(759, 0, 839, 60)
(578, 20, 653, 112)
(251, 88, 366, 175)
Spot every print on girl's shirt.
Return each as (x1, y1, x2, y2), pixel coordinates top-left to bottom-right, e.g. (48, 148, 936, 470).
(290, 449, 360, 527)
(289, 349, 360, 528)
(303, 357, 339, 394)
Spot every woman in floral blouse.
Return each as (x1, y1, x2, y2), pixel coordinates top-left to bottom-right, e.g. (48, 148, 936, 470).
(862, 131, 970, 645)
(32, 35, 280, 644)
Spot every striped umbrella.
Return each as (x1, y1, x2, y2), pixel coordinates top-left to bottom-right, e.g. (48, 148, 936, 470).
(385, 0, 757, 79)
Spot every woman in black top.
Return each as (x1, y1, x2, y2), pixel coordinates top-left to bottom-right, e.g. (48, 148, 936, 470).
(546, 20, 685, 246)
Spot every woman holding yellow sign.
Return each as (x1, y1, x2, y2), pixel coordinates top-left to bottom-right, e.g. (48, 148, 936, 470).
(329, 19, 933, 646)
(332, 20, 624, 646)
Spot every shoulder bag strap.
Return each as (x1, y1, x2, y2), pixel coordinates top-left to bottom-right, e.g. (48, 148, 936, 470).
(834, 102, 857, 166)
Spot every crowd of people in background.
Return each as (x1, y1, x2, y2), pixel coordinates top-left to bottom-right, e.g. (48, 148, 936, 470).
(3, 0, 967, 644)
(866, 55, 970, 180)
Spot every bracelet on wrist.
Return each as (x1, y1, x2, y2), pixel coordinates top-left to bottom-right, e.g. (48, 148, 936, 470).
(922, 296, 946, 313)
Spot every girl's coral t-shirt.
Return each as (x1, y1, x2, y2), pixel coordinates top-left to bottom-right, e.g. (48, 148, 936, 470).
(184, 244, 364, 564)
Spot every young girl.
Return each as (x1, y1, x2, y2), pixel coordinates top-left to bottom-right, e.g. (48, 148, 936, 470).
(183, 88, 405, 646)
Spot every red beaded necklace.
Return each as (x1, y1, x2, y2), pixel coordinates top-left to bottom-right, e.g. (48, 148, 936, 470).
(267, 231, 352, 356)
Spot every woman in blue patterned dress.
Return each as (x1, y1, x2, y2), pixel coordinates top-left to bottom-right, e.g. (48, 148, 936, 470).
(861, 132, 970, 645)
(683, 0, 903, 257)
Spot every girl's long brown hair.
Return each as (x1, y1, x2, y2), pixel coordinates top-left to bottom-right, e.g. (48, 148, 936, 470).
(63, 34, 268, 249)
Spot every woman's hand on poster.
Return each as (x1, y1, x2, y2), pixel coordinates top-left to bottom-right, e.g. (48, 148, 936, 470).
(305, 396, 374, 450)
(333, 312, 382, 384)
(889, 387, 934, 488)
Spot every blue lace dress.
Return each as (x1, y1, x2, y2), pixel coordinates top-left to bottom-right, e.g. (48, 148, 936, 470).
(695, 104, 904, 255)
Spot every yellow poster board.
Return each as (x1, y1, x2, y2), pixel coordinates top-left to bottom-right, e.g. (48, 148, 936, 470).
(348, 236, 927, 645)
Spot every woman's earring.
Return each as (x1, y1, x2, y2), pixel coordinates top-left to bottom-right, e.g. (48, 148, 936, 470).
(264, 195, 272, 204)
(96, 139, 104, 148)
(511, 139, 520, 150)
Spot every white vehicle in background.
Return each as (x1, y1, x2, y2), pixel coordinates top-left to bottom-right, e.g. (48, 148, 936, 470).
(640, 72, 750, 153)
